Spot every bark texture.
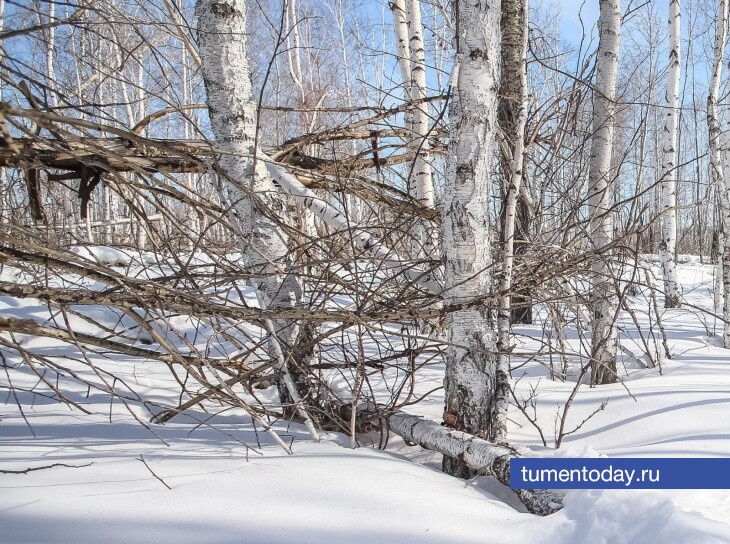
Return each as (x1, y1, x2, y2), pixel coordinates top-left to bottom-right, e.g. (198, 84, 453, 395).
(382, 409, 564, 515)
(391, 0, 436, 257)
(390, 0, 413, 133)
(442, 0, 501, 476)
(494, 0, 529, 443)
(659, 0, 681, 308)
(709, 0, 730, 347)
(588, 0, 621, 385)
(196, 0, 315, 431)
(405, 0, 432, 203)
(498, 0, 532, 326)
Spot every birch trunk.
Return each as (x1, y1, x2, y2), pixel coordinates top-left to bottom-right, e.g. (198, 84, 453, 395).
(498, 0, 532, 327)
(390, 0, 418, 253)
(494, 0, 529, 443)
(709, 0, 730, 346)
(391, 0, 412, 105)
(196, 0, 294, 321)
(588, 0, 621, 385)
(334, 0, 362, 223)
(442, 0, 501, 477)
(196, 0, 317, 437)
(42, 0, 57, 109)
(405, 0, 436, 256)
(659, 0, 681, 308)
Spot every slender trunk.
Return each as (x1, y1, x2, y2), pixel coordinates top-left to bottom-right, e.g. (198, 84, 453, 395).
(196, 0, 289, 325)
(442, 0, 501, 477)
(659, 0, 681, 308)
(390, 0, 416, 252)
(103, 184, 112, 244)
(710, 0, 730, 346)
(284, 0, 318, 262)
(405, 0, 436, 256)
(196, 0, 318, 438)
(391, 0, 412, 96)
(498, 0, 532, 327)
(494, 0, 528, 442)
(44, 0, 56, 109)
(588, 0, 621, 385)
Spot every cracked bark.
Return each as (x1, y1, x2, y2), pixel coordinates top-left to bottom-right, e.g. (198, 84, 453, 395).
(442, 0, 502, 476)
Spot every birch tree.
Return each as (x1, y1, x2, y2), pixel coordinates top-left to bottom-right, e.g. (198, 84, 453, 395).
(498, 0, 531, 326)
(495, 0, 528, 442)
(390, 0, 436, 257)
(390, 0, 412, 127)
(659, 0, 681, 308)
(588, 0, 621, 385)
(195, 0, 319, 438)
(405, 0, 436, 255)
(709, 0, 730, 346)
(442, 0, 502, 477)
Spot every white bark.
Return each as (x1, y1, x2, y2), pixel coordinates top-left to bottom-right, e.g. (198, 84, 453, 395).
(181, 45, 201, 249)
(196, 0, 317, 440)
(391, 0, 436, 257)
(405, 0, 436, 256)
(588, 0, 621, 384)
(381, 409, 563, 515)
(709, 0, 730, 347)
(42, 0, 57, 109)
(495, 0, 529, 443)
(135, 197, 147, 249)
(659, 0, 681, 308)
(284, 0, 305, 103)
(334, 0, 362, 222)
(441, 0, 501, 475)
(196, 0, 291, 303)
(391, 0, 412, 104)
(102, 184, 112, 244)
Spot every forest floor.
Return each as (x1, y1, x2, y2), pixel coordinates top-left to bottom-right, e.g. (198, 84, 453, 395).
(2, 253, 730, 543)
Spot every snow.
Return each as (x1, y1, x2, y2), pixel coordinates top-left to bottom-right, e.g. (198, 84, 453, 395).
(555, 490, 730, 544)
(1, 408, 544, 544)
(69, 245, 160, 267)
(3, 257, 730, 543)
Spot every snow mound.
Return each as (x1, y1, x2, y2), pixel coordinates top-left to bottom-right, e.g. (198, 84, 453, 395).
(553, 490, 730, 544)
(69, 245, 158, 266)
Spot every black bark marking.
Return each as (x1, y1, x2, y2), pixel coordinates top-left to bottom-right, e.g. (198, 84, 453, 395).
(210, 2, 241, 18)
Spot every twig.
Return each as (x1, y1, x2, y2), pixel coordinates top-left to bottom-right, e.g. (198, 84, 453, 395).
(138, 455, 171, 490)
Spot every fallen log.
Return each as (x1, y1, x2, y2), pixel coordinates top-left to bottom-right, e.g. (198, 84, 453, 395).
(379, 408, 564, 516)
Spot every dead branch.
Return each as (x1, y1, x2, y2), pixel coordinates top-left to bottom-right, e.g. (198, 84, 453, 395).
(0, 462, 93, 474)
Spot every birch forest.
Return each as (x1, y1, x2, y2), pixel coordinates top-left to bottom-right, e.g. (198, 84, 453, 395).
(5, 0, 730, 539)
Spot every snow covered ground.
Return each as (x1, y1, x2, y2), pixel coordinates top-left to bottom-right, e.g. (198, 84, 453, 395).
(3, 254, 730, 543)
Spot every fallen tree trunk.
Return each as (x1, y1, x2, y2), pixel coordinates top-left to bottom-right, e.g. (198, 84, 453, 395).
(380, 409, 564, 516)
